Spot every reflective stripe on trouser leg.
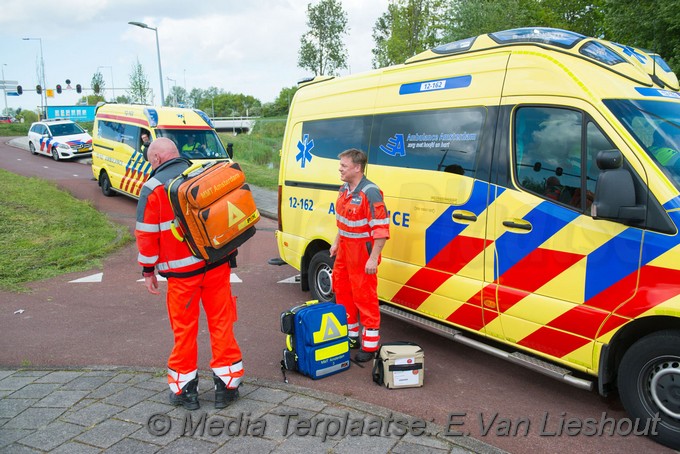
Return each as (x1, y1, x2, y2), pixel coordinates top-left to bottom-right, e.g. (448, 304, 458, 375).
(213, 360, 244, 389)
(166, 275, 202, 377)
(201, 264, 243, 373)
(362, 328, 380, 352)
(167, 368, 197, 394)
(348, 322, 360, 339)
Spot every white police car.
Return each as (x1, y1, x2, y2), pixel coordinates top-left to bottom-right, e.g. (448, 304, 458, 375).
(27, 119, 93, 161)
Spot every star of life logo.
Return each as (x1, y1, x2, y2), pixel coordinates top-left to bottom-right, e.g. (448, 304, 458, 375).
(296, 134, 314, 168)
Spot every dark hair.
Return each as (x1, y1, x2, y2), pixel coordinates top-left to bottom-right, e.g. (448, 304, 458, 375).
(338, 148, 367, 172)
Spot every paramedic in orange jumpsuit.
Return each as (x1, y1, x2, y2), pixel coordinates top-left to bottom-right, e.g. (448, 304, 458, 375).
(135, 137, 243, 410)
(329, 148, 390, 363)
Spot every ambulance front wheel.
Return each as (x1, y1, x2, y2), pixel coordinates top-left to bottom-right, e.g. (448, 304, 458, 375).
(617, 330, 680, 449)
(99, 172, 116, 197)
(308, 250, 335, 303)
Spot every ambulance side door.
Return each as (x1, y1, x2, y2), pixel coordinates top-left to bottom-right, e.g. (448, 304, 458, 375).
(485, 103, 643, 369)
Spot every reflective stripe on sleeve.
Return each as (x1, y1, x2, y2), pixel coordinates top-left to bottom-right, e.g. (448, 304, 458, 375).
(138, 252, 159, 265)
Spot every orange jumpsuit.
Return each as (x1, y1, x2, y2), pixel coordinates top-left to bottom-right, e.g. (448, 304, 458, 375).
(332, 176, 390, 352)
(135, 158, 243, 394)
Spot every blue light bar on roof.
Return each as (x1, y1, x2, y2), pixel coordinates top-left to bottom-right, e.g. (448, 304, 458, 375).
(489, 27, 586, 49)
(143, 108, 158, 127)
(433, 36, 476, 55)
(194, 109, 214, 128)
(579, 41, 626, 66)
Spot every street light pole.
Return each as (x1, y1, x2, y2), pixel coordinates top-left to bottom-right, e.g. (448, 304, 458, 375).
(97, 66, 115, 101)
(1, 64, 7, 116)
(128, 21, 165, 106)
(22, 37, 46, 118)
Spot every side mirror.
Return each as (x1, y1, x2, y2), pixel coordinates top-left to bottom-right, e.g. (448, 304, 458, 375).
(591, 149, 645, 222)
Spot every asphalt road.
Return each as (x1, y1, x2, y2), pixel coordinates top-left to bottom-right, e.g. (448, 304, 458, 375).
(0, 138, 672, 454)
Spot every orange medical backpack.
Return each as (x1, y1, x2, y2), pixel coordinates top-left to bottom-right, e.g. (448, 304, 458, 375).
(166, 160, 260, 264)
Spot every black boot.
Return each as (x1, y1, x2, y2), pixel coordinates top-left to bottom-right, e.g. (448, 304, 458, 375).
(213, 373, 239, 409)
(355, 349, 375, 363)
(169, 377, 200, 410)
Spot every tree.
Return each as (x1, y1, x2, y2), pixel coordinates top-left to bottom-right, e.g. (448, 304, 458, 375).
(91, 71, 105, 98)
(165, 86, 189, 107)
(298, 0, 349, 76)
(603, 0, 680, 74)
(128, 59, 151, 104)
(372, 0, 445, 68)
(263, 86, 299, 117)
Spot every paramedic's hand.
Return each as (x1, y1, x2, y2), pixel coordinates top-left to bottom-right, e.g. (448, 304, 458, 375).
(329, 243, 338, 257)
(365, 256, 378, 275)
(144, 274, 160, 295)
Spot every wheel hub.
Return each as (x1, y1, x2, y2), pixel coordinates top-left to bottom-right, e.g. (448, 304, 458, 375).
(650, 360, 680, 419)
(315, 265, 333, 299)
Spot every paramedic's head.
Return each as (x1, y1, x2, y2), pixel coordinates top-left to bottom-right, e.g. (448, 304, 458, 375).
(338, 148, 367, 185)
(147, 137, 180, 170)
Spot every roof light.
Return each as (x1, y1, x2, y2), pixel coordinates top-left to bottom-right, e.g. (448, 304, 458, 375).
(194, 109, 214, 128)
(579, 41, 626, 66)
(143, 108, 158, 127)
(432, 37, 476, 55)
(489, 27, 586, 49)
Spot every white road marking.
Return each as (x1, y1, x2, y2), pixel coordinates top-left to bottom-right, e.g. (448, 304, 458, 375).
(278, 275, 301, 284)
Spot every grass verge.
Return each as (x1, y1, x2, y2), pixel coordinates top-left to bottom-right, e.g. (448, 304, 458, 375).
(0, 169, 132, 292)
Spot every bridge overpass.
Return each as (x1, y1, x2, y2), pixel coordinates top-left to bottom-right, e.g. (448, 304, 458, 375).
(211, 116, 257, 134)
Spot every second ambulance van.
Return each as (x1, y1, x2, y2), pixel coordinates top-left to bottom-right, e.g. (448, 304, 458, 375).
(276, 28, 680, 448)
(91, 103, 232, 198)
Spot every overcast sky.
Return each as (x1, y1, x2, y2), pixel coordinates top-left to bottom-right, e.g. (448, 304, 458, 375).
(0, 0, 390, 113)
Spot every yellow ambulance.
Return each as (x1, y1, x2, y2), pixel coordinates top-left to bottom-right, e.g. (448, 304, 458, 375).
(91, 103, 232, 198)
(276, 28, 680, 448)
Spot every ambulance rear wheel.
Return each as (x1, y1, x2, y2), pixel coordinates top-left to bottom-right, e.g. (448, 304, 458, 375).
(29, 142, 37, 155)
(99, 172, 115, 197)
(618, 330, 680, 449)
(308, 250, 334, 303)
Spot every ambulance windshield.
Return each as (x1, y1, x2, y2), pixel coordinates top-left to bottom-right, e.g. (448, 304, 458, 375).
(155, 129, 229, 159)
(604, 98, 680, 189)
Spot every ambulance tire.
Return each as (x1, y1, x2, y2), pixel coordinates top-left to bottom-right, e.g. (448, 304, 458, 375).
(99, 172, 116, 197)
(308, 250, 335, 303)
(51, 147, 60, 161)
(29, 142, 37, 155)
(617, 330, 680, 449)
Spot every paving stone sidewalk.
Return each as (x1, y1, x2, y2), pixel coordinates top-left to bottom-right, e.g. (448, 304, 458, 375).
(0, 367, 506, 453)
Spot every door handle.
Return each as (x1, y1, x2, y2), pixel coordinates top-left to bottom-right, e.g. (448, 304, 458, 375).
(502, 220, 532, 231)
(452, 211, 477, 222)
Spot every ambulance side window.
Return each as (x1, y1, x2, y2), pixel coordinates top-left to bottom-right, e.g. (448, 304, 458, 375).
(372, 107, 485, 176)
(301, 116, 371, 159)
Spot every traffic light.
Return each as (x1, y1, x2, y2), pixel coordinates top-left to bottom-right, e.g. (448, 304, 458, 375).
(56, 84, 62, 94)
(16, 85, 22, 95)
(76, 84, 82, 94)
(36, 85, 42, 95)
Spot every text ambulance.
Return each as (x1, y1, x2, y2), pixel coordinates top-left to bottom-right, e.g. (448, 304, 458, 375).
(275, 28, 680, 448)
(91, 103, 232, 198)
